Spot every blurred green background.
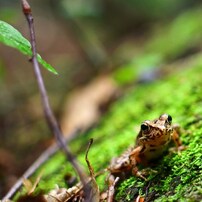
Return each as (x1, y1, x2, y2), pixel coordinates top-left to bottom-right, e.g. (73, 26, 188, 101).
(0, 0, 202, 198)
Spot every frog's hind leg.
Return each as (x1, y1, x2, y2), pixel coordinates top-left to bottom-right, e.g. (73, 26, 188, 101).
(131, 166, 147, 181)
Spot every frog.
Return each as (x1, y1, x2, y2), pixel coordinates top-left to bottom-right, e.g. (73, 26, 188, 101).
(106, 114, 185, 201)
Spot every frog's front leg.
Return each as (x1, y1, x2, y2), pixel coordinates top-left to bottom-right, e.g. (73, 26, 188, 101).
(130, 146, 147, 181)
(171, 125, 186, 151)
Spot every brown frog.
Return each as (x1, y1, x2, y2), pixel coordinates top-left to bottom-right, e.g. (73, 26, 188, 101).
(107, 114, 184, 201)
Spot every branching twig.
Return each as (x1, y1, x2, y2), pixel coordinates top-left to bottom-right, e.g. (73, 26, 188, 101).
(20, 0, 88, 195)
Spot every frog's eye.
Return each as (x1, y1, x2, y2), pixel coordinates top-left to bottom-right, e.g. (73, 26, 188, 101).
(141, 123, 149, 131)
(167, 115, 172, 123)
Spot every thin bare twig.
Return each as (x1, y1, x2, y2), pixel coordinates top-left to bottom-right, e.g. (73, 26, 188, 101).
(85, 139, 95, 178)
(20, 0, 87, 194)
(85, 139, 100, 202)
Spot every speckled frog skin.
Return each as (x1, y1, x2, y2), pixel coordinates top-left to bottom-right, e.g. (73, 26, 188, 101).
(109, 114, 182, 175)
(133, 114, 182, 165)
(107, 114, 184, 201)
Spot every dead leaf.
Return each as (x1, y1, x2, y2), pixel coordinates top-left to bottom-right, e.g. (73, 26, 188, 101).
(61, 75, 119, 136)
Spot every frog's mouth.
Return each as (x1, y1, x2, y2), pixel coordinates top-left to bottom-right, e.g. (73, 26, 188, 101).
(139, 128, 164, 141)
(139, 135, 155, 142)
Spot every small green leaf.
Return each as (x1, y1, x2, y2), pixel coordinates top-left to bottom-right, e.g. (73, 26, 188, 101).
(0, 20, 58, 75)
